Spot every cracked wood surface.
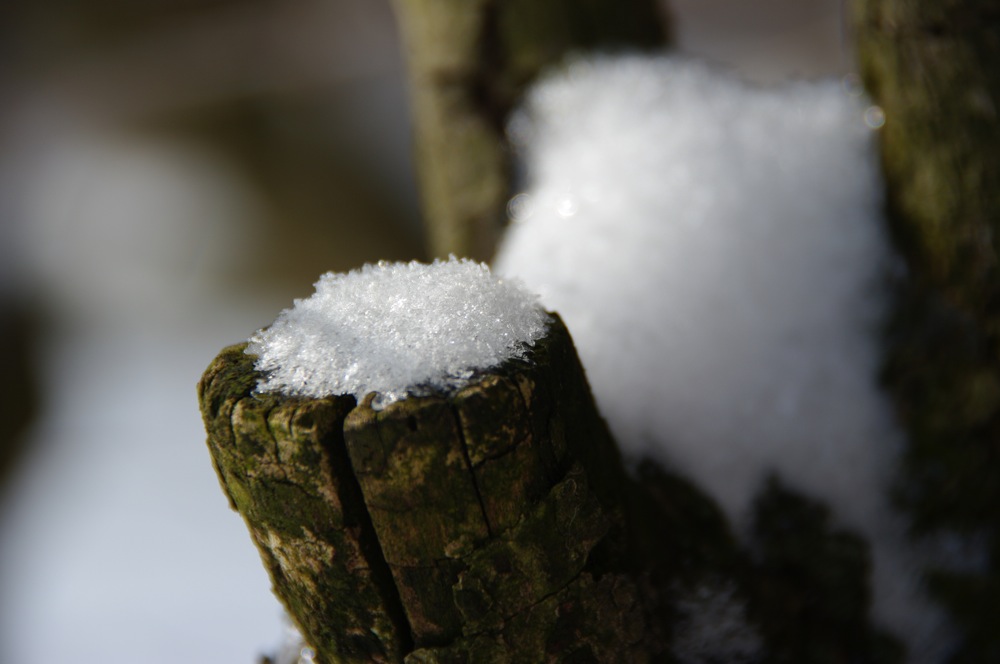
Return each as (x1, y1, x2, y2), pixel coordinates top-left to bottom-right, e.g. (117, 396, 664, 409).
(198, 315, 662, 662)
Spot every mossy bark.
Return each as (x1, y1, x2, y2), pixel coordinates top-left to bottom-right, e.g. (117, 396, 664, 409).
(855, 1, 1000, 659)
(391, 0, 668, 261)
(199, 319, 905, 662)
(198, 315, 665, 663)
(199, 345, 408, 661)
(854, 1, 1000, 294)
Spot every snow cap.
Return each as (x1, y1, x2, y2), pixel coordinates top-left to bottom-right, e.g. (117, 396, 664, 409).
(247, 257, 549, 406)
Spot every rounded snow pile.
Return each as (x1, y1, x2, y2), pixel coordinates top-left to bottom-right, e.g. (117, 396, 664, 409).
(493, 54, 945, 657)
(246, 257, 549, 405)
(496, 55, 890, 530)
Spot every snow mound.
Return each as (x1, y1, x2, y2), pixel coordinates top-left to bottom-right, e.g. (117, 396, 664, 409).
(494, 54, 944, 657)
(247, 257, 549, 406)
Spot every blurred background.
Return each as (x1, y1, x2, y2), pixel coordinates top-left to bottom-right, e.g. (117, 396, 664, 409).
(0, 1, 849, 662)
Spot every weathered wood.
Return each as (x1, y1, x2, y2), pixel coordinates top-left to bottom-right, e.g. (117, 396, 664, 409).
(391, 0, 668, 260)
(198, 315, 665, 662)
(199, 345, 410, 661)
(855, 1, 1000, 659)
(200, 322, 908, 662)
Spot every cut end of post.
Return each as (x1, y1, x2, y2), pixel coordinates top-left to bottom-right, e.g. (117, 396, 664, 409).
(245, 257, 551, 407)
(199, 311, 658, 662)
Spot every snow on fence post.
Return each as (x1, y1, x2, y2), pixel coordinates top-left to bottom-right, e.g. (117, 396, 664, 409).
(198, 288, 665, 662)
(390, 0, 668, 260)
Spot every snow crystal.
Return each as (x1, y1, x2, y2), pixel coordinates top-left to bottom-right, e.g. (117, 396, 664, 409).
(247, 257, 549, 406)
(494, 55, 944, 658)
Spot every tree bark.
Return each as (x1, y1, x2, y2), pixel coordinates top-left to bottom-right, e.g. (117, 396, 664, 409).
(854, 1, 1000, 659)
(854, 0, 1000, 295)
(391, 0, 668, 261)
(198, 315, 665, 663)
(198, 320, 904, 663)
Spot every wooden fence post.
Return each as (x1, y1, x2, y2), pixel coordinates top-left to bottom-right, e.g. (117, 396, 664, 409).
(198, 315, 666, 662)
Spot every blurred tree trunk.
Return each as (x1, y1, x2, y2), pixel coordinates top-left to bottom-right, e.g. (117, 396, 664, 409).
(854, 1, 1000, 659)
(391, 0, 669, 261)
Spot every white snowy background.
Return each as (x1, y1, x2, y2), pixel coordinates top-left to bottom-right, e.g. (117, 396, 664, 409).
(0, 2, 857, 663)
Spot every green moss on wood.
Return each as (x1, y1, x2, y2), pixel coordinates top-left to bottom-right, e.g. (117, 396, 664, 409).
(199, 345, 409, 662)
(345, 396, 491, 564)
(201, 314, 906, 662)
(344, 394, 490, 646)
(412, 573, 650, 663)
(454, 464, 610, 622)
(205, 327, 921, 664)
(855, 1, 1000, 298)
(199, 316, 664, 662)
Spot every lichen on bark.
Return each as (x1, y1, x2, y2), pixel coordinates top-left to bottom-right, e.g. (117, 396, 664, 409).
(199, 345, 410, 661)
(198, 315, 666, 662)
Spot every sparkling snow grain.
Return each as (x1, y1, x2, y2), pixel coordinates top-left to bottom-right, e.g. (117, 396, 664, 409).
(247, 257, 549, 406)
